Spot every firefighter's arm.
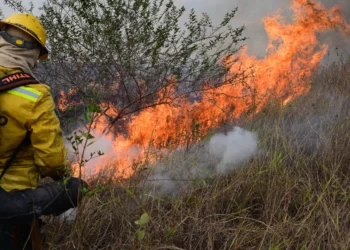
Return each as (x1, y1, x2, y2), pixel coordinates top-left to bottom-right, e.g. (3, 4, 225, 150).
(29, 87, 67, 179)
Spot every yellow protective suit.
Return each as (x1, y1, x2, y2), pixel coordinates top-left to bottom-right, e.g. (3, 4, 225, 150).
(0, 66, 67, 192)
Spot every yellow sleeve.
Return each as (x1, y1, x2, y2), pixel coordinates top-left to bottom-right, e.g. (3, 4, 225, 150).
(28, 87, 67, 178)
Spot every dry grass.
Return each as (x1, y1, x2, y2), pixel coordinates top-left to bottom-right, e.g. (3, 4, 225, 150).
(45, 61, 350, 250)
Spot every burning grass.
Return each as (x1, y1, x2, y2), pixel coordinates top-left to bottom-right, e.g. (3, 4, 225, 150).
(44, 61, 350, 249)
(59, 0, 349, 179)
(43, 0, 350, 248)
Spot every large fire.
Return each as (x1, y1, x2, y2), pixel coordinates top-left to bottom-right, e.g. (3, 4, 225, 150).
(60, 0, 350, 178)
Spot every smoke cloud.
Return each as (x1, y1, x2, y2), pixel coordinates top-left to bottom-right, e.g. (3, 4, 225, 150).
(175, 0, 350, 59)
(209, 127, 258, 173)
(2, 0, 349, 58)
(66, 133, 114, 176)
(146, 127, 259, 196)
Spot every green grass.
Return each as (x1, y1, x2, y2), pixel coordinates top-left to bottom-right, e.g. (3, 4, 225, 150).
(45, 61, 350, 249)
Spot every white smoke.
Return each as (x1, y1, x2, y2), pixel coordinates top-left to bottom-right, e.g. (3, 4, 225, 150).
(65, 132, 113, 176)
(80, 133, 114, 176)
(65, 125, 258, 195)
(59, 208, 78, 222)
(209, 127, 258, 173)
(65, 130, 143, 177)
(175, 0, 350, 60)
(146, 127, 259, 196)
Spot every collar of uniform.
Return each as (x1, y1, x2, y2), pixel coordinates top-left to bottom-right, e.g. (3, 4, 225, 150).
(0, 65, 23, 78)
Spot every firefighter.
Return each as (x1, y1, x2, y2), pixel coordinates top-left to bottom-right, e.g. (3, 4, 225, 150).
(0, 13, 67, 249)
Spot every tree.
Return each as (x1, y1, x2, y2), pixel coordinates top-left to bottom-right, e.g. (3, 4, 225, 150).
(37, 0, 245, 126)
(2, 0, 246, 131)
(2, 0, 34, 14)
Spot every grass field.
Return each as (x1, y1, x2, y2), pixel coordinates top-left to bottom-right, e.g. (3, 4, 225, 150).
(45, 60, 349, 250)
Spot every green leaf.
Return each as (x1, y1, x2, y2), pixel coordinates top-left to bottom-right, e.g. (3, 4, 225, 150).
(137, 230, 145, 241)
(167, 226, 177, 236)
(80, 187, 88, 194)
(84, 111, 91, 122)
(82, 132, 95, 140)
(135, 212, 150, 226)
(66, 136, 73, 141)
(88, 104, 101, 113)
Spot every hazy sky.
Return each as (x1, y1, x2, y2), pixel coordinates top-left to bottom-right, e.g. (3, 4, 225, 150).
(1, 0, 349, 57)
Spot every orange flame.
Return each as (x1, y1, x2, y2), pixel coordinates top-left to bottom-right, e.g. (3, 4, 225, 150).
(58, 88, 81, 111)
(58, 90, 69, 111)
(63, 0, 349, 178)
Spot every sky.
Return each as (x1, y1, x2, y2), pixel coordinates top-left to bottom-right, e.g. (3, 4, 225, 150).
(1, 0, 349, 57)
